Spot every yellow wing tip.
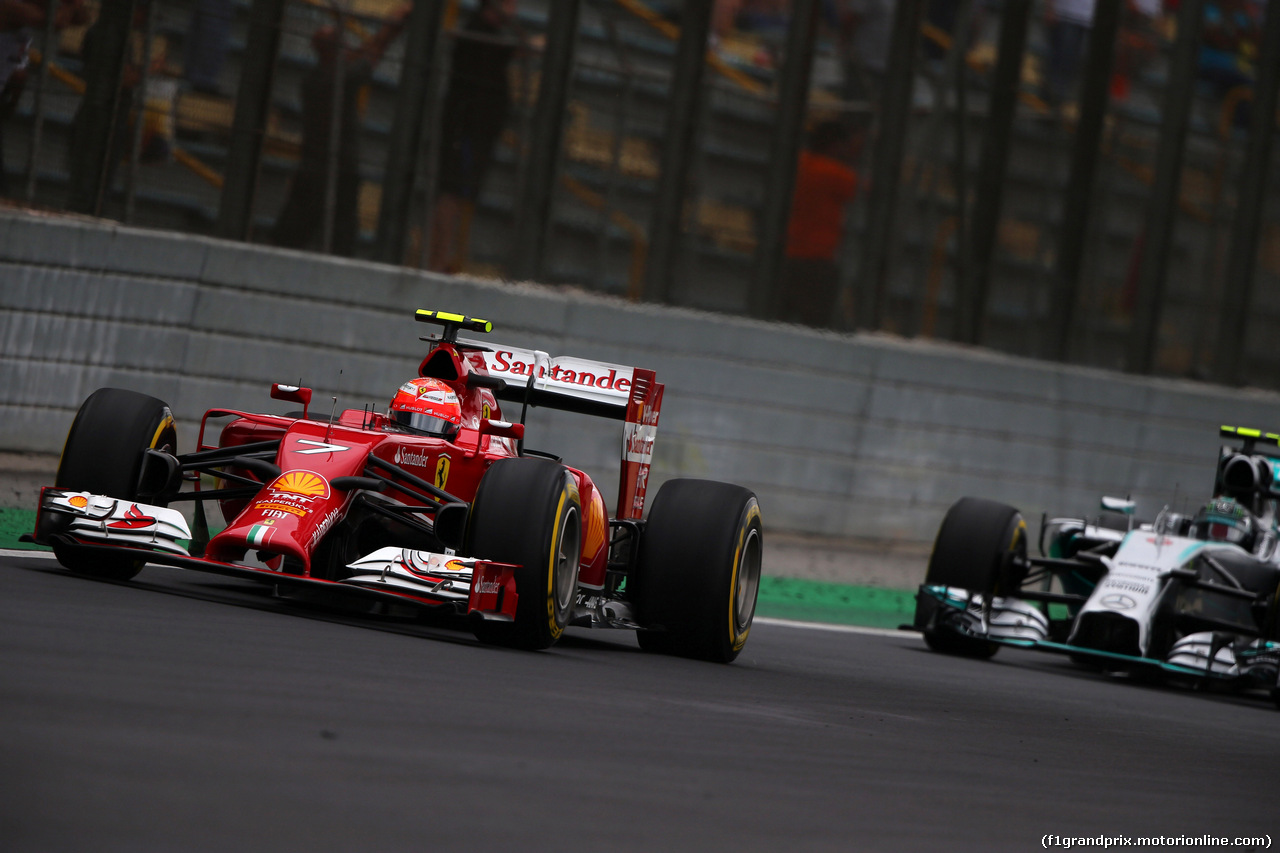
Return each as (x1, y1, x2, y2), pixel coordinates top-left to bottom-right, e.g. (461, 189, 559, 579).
(414, 309, 492, 334)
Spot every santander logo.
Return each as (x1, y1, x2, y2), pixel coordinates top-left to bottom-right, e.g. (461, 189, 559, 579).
(489, 350, 633, 393)
(395, 446, 433, 469)
(624, 416, 658, 464)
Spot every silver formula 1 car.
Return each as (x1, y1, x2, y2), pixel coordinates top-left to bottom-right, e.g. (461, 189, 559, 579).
(912, 426, 1280, 708)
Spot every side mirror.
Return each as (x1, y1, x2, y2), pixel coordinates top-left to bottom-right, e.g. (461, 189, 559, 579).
(479, 419, 525, 441)
(272, 383, 313, 417)
(1101, 496, 1136, 515)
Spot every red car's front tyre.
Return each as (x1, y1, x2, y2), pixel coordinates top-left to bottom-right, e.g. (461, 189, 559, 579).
(53, 387, 178, 581)
(465, 458, 582, 650)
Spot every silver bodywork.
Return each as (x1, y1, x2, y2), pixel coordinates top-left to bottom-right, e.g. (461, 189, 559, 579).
(1065, 532, 1236, 657)
(919, 518, 1280, 687)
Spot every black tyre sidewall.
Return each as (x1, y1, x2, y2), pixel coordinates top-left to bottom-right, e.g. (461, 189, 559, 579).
(465, 458, 581, 650)
(56, 388, 177, 499)
(924, 497, 1025, 596)
(919, 497, 1025, 659)
(53, 388, 177, 581)
(633, 479, 763, 663)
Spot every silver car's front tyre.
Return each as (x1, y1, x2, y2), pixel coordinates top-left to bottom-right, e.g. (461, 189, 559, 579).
(918, 497, 1026, 659)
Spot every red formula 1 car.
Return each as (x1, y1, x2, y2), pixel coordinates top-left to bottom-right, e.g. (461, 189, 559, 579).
(27, 310, 762, 661)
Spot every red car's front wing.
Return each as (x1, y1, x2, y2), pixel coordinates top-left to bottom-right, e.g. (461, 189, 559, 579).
(44, 535, 520, 623)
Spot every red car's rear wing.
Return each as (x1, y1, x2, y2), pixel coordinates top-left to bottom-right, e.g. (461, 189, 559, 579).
(465, 343, 663, 520)
(466, 344, 635, 419)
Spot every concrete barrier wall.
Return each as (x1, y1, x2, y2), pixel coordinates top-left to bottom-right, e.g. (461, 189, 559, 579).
(4, 211, 1279, 544)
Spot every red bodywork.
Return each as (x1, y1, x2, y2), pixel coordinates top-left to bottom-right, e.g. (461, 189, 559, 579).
(191, 338, 662, 600)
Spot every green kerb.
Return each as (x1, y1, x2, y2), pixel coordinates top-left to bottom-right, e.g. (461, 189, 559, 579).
(755, 576, 915, 629)
(0, 508, 46, 551)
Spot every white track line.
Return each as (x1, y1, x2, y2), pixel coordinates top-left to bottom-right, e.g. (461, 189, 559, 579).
(754, 617, 915, 637)
(1, 548, 55, 559)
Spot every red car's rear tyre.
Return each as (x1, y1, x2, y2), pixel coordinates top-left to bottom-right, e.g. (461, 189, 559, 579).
(54, 388, 177, 581)
(465, 458, 581, 650)
(631, 479, 763, 663)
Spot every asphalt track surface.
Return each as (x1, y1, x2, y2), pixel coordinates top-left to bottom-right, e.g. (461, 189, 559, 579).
(3, 552, 1278, 852)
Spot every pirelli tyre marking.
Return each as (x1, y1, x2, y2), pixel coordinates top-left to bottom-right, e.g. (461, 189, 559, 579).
(728, 499, 763, 653)
(150, 409, 176, 451)
(546, 478, 581, 640)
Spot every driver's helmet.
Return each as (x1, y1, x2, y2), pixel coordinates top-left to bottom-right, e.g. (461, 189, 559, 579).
(389, 377, 462, 440)
(1190, 496, 1258, 550)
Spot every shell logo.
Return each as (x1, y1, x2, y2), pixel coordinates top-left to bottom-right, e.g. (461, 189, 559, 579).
(68, 495, 89, 508)
(271, 471, 330, 498)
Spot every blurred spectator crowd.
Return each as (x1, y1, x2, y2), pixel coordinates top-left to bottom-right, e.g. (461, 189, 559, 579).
(0, 0, 1273, 336)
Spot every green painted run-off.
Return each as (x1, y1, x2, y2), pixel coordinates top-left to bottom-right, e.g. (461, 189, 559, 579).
(0, 508, 45, 551)
(754, 576, 915, 629)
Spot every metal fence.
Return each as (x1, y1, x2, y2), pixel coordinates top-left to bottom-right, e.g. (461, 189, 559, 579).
(3, 0, 1278, 389)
